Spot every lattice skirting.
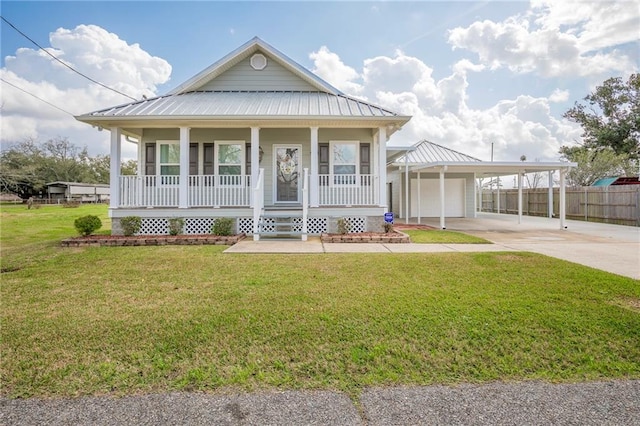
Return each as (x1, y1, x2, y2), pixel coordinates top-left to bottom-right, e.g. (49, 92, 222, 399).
(307, 217, 328, 234)
(343, 216, 367, 233)
(138, 217, 251, 235)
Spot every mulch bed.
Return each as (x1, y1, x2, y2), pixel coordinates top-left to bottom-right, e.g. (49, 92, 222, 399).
(321, 230, 410, 243)
(61, 234, 245, 247)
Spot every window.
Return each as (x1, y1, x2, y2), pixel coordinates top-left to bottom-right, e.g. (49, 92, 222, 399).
(216, 142, 244, 185)
(160, 143, 180, 175)
(331, 142, 358, 185)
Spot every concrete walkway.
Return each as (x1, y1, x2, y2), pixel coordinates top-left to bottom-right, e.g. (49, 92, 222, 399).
(226, 214, 639, 279)
(2, 380, 639, 425)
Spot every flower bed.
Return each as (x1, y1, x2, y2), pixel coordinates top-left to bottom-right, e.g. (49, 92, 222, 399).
(321, 230, 410, 243)
(61, 234, 245, 247)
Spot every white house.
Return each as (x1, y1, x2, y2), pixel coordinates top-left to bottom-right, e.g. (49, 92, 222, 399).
(76, 37, 411, 238)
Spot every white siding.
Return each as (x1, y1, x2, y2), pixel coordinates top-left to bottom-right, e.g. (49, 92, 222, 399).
(200, 55, 318, 92)
(411, 178, 465, 217)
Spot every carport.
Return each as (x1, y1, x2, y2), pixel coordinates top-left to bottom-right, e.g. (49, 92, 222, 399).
(388, 141, 576, 230)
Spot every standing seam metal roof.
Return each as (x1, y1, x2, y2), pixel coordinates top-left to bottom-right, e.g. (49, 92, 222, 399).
(86, 91, 402, 118)
(393, 140, 482, 164)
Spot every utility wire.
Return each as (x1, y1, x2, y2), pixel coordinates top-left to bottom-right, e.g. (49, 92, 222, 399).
(1, 78, 76, 116)
(1, 16, 138, 101)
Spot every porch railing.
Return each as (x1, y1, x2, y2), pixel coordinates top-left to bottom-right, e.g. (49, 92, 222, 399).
(119, 175, 251, 208)
(317, 174, 378, 206)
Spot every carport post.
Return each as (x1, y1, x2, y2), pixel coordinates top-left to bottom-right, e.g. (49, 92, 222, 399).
(417, 172, 421, 224)
(496, 176, 500, 213)
(404, 154, 409, 222)
(439, 167, 446, 229)
(548, 171, 553, 218)
(559, 168, 567, 229)
(517, 172, 523, 224)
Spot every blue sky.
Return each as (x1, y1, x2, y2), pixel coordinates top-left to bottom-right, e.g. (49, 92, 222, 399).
(1, 1, 638, 161)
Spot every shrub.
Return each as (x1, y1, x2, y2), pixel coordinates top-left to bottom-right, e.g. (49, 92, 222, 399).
(212, 217, 234, 236)
(120, 216, 142, 237)
(383, 222, 394, 233)
(337, 217, 350, 234)
(74, 215, 102, 236)
(168, 218, 184, 236)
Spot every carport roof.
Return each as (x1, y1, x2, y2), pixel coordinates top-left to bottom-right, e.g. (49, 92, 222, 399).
(388, 140, 575, 177)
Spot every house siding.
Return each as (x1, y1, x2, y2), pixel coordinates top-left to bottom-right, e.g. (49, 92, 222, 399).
(200, 54, 318, 92)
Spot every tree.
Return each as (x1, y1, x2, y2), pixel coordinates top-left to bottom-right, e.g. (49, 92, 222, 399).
(0, 137, 138, 199)
(563, 74, 639, 159)
(559, 145, 634, 187)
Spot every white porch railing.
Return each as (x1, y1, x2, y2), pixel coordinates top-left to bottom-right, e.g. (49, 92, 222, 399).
(252, 168, 264, 241)
(317, 174, 378, 206)
(302, 168, 309, 241)
(119, 175, 251, 208)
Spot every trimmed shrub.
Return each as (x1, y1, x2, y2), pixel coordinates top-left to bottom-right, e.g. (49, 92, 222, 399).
(168, 218, 184, 236)
(120, 216, 142, 237)
(383, 222, 394, 233)
(211, 217, 234, 236)
(337, 217, 350, 234)
(74, 215, 102, 236)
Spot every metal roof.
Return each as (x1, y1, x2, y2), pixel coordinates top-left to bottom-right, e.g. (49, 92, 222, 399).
(81, 91, 403, 119)
(391, 140, 482, 164)
(168, 37, 342, 96)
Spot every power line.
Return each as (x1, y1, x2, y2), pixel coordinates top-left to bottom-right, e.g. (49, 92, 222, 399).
(1, 16, 138, 101)
(1, 78, 76, 116)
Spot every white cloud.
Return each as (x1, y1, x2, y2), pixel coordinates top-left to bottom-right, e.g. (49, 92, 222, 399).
(331, 49, 582, 161)
(309, 46, 364, 94)
(447, 0, 639, 78)
(549, 88, 569, 103)
(1, 24, 171, 158)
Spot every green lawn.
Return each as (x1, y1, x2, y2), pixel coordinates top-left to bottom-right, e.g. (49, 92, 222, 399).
(403, 229, 490, 244)
(1, 205, 639, 399)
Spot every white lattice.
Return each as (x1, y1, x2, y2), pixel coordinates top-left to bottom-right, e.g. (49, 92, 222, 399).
(139, 218, 168, 235)
(291, 217, 303, 232)
(259, 217, 276, 233)
(238, 217, 253, 234)
(345, 217, 366, 233)
(308, 217, 328, 234)
(185, 218, 215, 234)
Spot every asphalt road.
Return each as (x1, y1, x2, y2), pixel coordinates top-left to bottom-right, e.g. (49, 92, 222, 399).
(2, 380, 639, 425)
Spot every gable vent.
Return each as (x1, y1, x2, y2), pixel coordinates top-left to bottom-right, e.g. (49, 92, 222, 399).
(250, 53, 267, 70)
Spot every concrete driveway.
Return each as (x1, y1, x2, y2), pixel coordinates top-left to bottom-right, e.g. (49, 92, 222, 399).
(414, 213, 640, 280)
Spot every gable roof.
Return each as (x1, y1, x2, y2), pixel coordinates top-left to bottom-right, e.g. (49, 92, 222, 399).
(390, 140, 482, 165)
(168, 37, 342, 96)
(76, 37, 410, 132)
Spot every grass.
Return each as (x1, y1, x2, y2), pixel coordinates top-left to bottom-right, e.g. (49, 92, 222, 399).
(403, 229, 491, 244)
(1, 205, 639, 399)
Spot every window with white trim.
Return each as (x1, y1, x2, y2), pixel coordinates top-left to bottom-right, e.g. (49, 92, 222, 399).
(216, 141, 244, 185)
(331, 141, 358, 185)
(159, 142, 180, 175)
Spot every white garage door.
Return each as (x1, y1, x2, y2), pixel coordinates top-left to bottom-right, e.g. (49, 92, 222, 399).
(410, 178, 465, 217)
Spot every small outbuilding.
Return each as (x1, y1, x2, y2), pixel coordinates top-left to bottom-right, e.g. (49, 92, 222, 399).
(46, 182, 110, 203)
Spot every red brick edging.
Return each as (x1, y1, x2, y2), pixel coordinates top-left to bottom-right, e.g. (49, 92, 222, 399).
(320, 231, 410, 243)
(61, 234, 245, 247)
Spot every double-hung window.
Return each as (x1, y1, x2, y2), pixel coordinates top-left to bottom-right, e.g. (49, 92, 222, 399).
(331, 141, 358, 185)
(216, 142, 244, 185)
(159, 141, 180, 184)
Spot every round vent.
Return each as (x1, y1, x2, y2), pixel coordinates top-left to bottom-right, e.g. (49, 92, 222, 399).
(250, 53, 267, 70)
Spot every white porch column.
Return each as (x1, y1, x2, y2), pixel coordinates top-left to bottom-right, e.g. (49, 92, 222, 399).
(310, 126, 319, 207)
(517, 172, 523, 224)
(250, 127, 260, 207)
(478, 178, 483, 213)
(417, 171, 421, 224)
(404, 154, 409, 221)
(378, 126, 387, 208)
(109, 127, 122, 209)
(559, 168, 567, 229)
(473, 173, 478, 218)
(136, 138, 143, 176)
(439, 166, 446, 229)
(179, 127, 190, 208)
(548, 170, 554, 218)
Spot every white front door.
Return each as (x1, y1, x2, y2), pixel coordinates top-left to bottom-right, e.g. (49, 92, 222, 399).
(273, 145, 301, 203)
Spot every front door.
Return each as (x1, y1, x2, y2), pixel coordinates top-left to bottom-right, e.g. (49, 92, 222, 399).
(274, 145, 301, 203)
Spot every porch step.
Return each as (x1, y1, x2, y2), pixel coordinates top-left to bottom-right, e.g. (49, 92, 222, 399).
(257, 210, 305, 240)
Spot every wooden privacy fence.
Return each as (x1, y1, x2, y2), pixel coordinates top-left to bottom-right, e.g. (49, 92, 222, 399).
(481, 185, 640, 226)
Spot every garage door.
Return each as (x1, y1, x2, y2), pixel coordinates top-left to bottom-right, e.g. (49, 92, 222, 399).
(410, 178, 465, 217)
